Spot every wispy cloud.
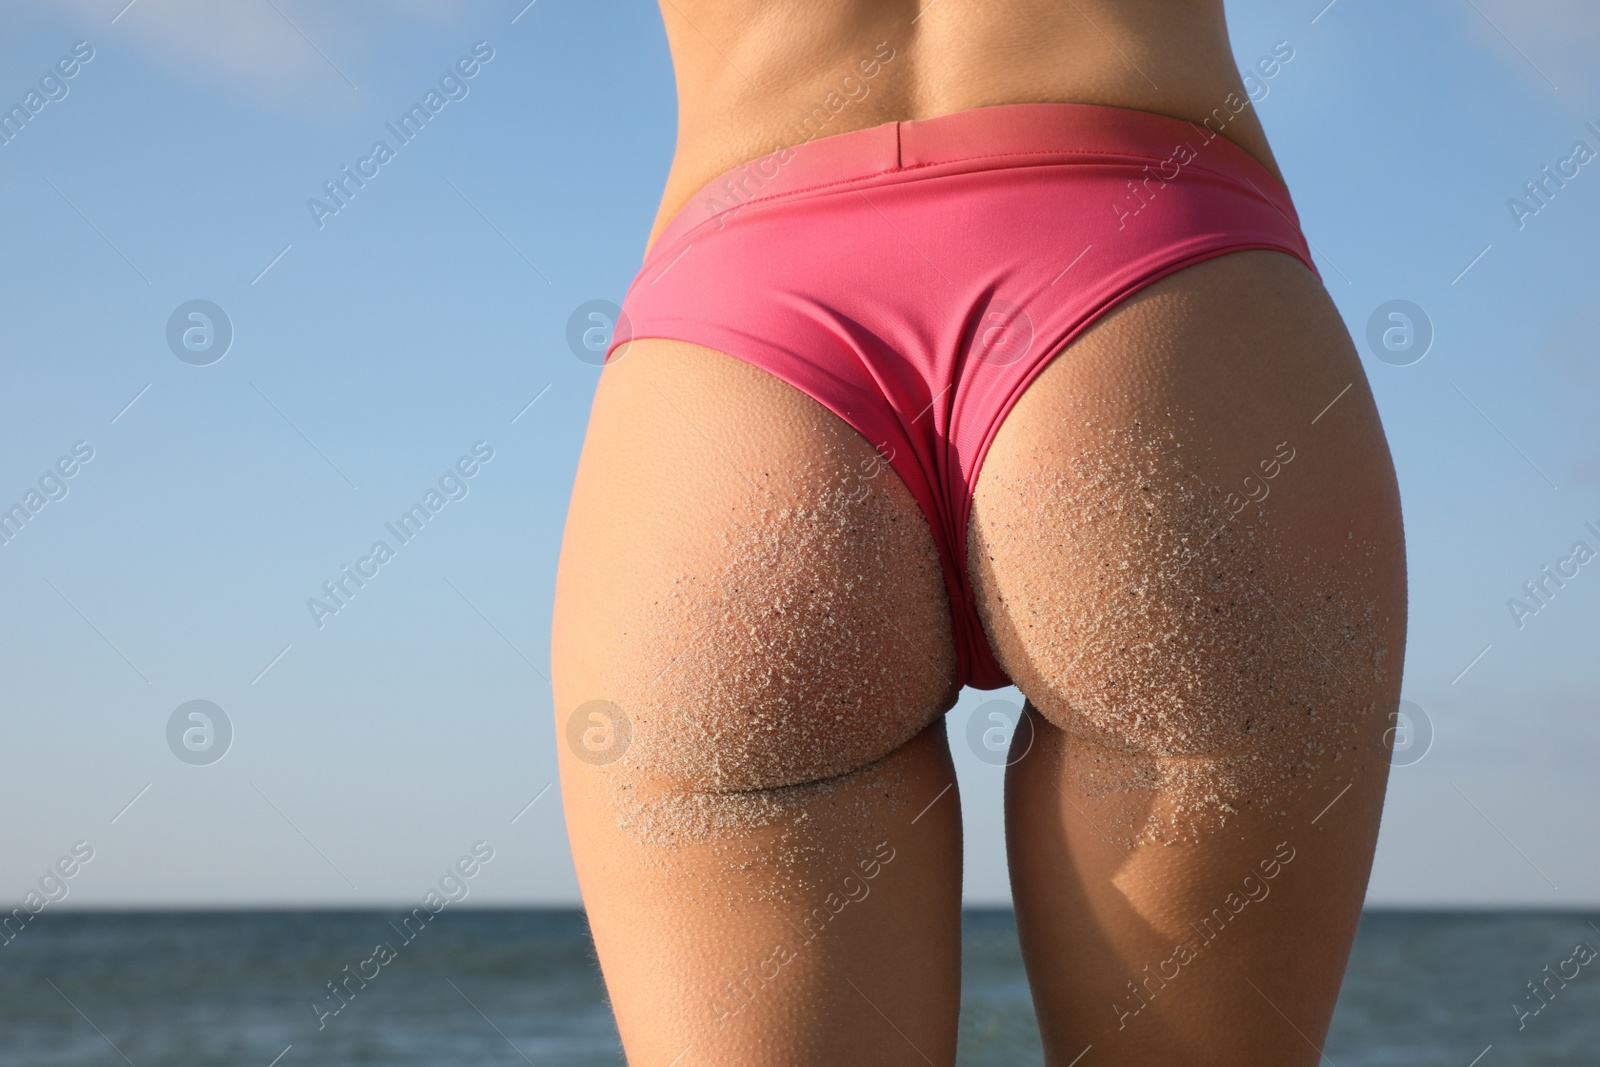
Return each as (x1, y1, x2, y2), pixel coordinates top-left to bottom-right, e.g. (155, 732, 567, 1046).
(45, 0, 480, 110)
(1456, 0, 1600, 106)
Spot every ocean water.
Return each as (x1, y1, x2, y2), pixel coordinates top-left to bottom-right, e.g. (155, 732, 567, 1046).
(2, 909, 1596, 1065)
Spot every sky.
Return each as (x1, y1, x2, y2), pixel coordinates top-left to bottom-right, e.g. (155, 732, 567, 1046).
(0, 0, 1596, 910)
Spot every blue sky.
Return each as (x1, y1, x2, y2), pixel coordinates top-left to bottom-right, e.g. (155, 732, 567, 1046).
(1, 0, 1595, 909)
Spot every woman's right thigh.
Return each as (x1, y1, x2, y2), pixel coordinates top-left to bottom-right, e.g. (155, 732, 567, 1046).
(971, 251, 1408, 1065)
(551, 338, 965, 1064)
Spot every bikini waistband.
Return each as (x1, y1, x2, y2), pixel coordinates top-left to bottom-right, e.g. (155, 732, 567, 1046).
(646, 100, 1300, 265)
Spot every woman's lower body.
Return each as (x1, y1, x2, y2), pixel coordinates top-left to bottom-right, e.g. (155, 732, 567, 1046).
(552, 102, 1406, 1066)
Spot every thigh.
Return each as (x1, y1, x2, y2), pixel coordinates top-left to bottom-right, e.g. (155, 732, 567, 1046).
(553, 339, 964, 1064)
(971, 251, 1406, 1065)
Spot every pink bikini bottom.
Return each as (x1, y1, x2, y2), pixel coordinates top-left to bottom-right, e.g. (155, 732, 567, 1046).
(605, 101, 1317, 691)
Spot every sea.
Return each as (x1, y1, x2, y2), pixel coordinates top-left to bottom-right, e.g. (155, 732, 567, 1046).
(2, 909, 1596, 1065)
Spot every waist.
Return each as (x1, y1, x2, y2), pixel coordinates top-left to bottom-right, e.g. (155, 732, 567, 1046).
(649, 1, 1284, 248)
(642, 100, 1300, 269)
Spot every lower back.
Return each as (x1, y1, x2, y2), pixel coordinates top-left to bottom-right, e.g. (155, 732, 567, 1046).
(650, 0, 1283, 243)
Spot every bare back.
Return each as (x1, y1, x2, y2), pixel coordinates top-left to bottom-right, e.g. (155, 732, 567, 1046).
(650, 0, 1280, 247)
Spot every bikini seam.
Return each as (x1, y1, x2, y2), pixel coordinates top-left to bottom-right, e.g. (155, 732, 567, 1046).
(649, 147, 1295, 268)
